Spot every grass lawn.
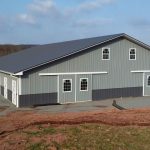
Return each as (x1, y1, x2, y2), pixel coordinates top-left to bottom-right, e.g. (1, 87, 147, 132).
(9, 124, 150, 150)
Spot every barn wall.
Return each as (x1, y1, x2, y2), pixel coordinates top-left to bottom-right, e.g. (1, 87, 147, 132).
(20, 38, 150, 105)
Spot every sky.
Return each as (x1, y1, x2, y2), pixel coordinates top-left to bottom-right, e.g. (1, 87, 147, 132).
(0, 0, 150, 44)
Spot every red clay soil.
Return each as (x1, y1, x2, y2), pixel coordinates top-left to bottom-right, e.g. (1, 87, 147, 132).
(1, 108, 150, 136)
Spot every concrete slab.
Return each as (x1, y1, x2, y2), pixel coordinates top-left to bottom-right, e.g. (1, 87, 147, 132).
(116, 97, 150, 109)
(1, 95, 150, 116)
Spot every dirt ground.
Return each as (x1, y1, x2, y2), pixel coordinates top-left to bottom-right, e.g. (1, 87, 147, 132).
(1, 108, 150, 149)
(1, 108, 150, 134)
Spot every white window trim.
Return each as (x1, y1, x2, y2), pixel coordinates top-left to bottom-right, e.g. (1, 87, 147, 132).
(147, 75, 150, 87)
(102, 47, 110, 60)
(129, 48, 136, 60)
(80, 78, 88, 92)
(63, 79, 72, 93)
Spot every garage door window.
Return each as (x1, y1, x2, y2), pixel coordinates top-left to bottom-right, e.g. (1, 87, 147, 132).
(63, 79, 72, 92)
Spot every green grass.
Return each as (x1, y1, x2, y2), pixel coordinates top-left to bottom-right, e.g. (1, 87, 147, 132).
(24, 124, 150, 150)
(61, 124, 150, 150)
(27, 142, 49, 150)
(24, 126, 57, 137)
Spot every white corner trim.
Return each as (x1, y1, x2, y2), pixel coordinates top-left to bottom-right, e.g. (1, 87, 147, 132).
(57, 75, 60, 103)
(131, 70, 150, 73)
(39, 71, 108, 76)
(14, 71, 24, 76)
(75, 74, 77, 102)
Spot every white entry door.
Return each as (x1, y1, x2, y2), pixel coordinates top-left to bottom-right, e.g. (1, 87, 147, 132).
(12, 80, 17, 105)
(4, 77, 8, 99)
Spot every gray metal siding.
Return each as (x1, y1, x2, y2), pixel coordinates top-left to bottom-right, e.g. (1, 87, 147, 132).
(21, 74, 57, 95)
(21, 38, 150, 103)
(92, 87, 143, 100)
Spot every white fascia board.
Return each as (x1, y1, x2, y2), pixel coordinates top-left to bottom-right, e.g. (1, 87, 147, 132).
(14, 71, 24, 76)
(131, 70, 150, 73)
(0, 70, 13, 75)
(0, 70, 23, 76)
(39, 72, 108, 76)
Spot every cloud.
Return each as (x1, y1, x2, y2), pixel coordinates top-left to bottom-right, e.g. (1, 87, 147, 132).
(75, 0, 115, 12)
(73, 18, 113, 27)
(28, 0, 56, 14)
(17, 14, 36, 25)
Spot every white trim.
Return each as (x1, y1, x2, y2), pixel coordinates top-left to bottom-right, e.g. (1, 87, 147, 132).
(62, 79, 72, 93)
(102, 47, 110, 60)
(0, 70, 13, 76)
(129, 48, 136, 60)
(4, 77, 8, 99)
(12, 80, 17, 105)
(143, 72, 145, 96)
(14, 72, 23, 76)
(39, 71, 108, 76)
(18, 77, 22, 95)
(80, 78, 88, 92)
(0, 70, 22, 77)
(75, 74, 77, 102)
(16, 78, 19, 108)
(57, 75, 60, 103)
(131, 70, 150, 73)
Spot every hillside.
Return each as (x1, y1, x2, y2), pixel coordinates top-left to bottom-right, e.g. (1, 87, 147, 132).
(0, 45, 36, 56)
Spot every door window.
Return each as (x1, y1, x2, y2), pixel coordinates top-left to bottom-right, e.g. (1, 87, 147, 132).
(80, 78, 88, 91)
(63, 79, 72, 92)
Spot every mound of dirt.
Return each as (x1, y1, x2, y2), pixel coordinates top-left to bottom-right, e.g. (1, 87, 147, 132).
(1, 108, 150, 137)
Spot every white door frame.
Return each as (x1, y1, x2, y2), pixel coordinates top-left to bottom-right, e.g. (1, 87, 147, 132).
(12, 80, 17, 105)
(4, 77, 8, 99)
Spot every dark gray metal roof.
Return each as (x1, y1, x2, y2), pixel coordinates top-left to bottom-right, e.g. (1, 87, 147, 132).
(0, 33, 149, 74)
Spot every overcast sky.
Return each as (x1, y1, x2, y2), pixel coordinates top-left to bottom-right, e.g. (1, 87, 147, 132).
(0, 0, 150, 44)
